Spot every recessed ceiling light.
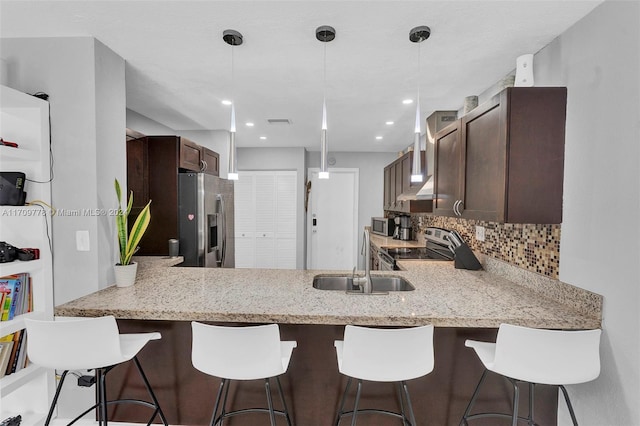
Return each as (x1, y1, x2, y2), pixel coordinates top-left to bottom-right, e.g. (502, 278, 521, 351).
(259, 136, 267, 140)
(402, 99, 413, 105)
(221, 100, 232, 105)
(375, 136, 383, 140)
(385, 121, 394, 125)
(245, 122, 254, 127)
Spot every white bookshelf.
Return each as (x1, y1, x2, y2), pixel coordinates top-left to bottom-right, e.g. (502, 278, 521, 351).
(0, 85, 55, 426)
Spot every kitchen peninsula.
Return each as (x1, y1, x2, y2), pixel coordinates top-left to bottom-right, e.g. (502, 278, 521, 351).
(55, 256, 601, 425)
(56, 256, 600, 329)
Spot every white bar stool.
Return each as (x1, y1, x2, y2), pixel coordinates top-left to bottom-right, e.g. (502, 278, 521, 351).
(25, 316, 168, 426)
(333, 324, 435, 426)
(191, 322, 297, 426)
(461, 323, 602, 426)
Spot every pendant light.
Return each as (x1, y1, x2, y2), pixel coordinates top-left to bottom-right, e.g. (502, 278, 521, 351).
(223, 29, 243, 180)
(409, 26, 430, 183)
(316, 25, 335, 179)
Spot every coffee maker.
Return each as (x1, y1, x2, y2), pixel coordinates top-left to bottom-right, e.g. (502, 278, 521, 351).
(399, 215, 412, 241)
(392, 216, 401, 239)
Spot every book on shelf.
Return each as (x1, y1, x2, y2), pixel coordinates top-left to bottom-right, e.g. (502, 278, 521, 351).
(0, 273, 31, 321)
(0, 339, 14, 378)
(0, 329, 27, 376)
(0, 280, 16, 321)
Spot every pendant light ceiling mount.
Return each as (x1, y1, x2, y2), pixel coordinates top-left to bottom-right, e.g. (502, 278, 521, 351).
(223, 29, 243, 46)
(409, 26, 431, 43)
(316, 26, 336, 43)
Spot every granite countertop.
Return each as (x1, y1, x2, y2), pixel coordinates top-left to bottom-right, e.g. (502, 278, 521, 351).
(55, 255, 602, 329)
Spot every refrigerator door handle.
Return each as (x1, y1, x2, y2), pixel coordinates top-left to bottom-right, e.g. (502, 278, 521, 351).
(217, 194, 226, 267)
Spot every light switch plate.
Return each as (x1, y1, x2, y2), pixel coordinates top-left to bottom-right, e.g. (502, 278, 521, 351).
(475, 225, 485, 242)
(76, 230, 90, 251)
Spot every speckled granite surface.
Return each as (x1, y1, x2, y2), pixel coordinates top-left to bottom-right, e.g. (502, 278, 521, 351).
(55, 255, 601, 329)
(372, 234, 602, 325)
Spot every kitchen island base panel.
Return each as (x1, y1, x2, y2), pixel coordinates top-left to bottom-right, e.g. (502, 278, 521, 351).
(106, 320, 557, 425)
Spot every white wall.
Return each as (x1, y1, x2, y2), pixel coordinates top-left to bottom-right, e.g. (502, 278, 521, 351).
(126, 108, 175, 135)
(533, 2, 639, 424)
(237, 147, 306, 268)
(95, 39, 126, 299)
(0, 37, 126, 305)
(306, 151, 397, 269)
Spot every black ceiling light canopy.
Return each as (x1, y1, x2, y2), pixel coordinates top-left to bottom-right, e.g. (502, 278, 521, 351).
(409, 26, 431, 43)
(223, 29, 243, 46)
(315, 25, 336, 43)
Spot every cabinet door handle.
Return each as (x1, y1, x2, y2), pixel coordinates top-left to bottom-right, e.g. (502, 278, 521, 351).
(200, 159, 206, 171)
(457, 200, 464, 215)
(453, 200, 460, 216)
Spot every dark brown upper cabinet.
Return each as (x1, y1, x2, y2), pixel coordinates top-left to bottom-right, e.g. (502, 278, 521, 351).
(383, 150, 431, 213)
(126, 135, 220, 255)
(433, 87, 567, 224)
(178, 137, 219, 175)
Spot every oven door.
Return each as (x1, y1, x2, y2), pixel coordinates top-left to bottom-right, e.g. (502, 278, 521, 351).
(377, 251, 396, 271)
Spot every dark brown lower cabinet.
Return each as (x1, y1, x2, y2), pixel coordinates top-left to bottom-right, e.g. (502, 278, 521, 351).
(107, 320, 557, 425)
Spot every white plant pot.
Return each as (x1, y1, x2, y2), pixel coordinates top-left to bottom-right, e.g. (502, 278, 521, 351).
(114, 262, 138, 288)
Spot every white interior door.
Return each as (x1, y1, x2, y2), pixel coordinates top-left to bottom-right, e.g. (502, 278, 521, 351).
(307, 168, 359, 270)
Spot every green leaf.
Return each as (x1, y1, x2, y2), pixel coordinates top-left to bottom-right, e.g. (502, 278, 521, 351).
(114, 178, 151, 266)
(123, 200, 151, 265)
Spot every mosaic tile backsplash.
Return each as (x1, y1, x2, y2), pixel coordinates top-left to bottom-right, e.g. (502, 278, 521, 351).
(411, 214, 561, 279)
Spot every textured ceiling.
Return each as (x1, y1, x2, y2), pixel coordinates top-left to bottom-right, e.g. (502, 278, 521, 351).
(0, 1, 602, 152)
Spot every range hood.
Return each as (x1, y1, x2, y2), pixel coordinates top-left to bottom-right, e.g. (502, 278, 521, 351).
(396, 110, 457, 202)
(397, 175, 435, 201)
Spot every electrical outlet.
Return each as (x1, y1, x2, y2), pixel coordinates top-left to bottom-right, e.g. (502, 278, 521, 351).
(475, 225, 485, 242)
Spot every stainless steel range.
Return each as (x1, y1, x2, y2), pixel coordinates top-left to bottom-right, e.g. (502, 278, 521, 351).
(378, 227, 454, 270)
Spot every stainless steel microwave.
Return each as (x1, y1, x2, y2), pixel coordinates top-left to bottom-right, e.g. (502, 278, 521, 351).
(371, 217, 394, 236)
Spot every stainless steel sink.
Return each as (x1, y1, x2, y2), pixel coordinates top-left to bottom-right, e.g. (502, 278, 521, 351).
(312, 274, 415, 292)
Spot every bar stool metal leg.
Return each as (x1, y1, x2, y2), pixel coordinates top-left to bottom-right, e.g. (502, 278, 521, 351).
(265, 378, 277, 426)
(335, 377, 352, 426)
(132, 356, 168, 426)
(44, 370, 69, 426)
(275, 376, 293, 426)
(396, 382, 408, 425)
(210, 378, 226, 426)
(460, 368, 489, 425)
(401, 381, 417, 426)
(559, 385, 580, 426)
(509, 378, 520, 426)
(350, 380, 363, 426)
(528, 382, 535, 425)
(94, 368, 107, 426)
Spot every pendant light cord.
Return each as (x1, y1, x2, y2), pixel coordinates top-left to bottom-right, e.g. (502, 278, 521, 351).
(231, 44, 235, 117)
(323, 40, 327, 109)
(416, 42, 421, 111)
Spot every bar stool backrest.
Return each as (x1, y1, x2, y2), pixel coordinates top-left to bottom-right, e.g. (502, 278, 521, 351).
(492, 324, 602, 385)
(341, 324, 434, 382)
(25, 316, 123, 371)
(191, 322, 286, 380)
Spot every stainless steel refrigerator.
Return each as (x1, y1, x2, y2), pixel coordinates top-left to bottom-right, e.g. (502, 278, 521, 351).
(178, 173, 234, 267)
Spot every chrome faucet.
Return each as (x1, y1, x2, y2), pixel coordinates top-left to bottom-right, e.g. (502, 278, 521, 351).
(353, 229, 373, 293)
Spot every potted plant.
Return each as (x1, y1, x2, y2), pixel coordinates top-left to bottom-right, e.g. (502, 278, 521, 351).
(114, 178, 151, 287)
